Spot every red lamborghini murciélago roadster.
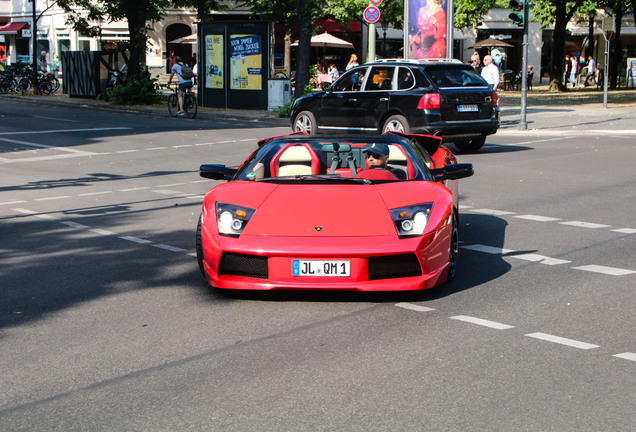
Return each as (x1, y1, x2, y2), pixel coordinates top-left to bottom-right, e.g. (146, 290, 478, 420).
(196, 132, 473, 292)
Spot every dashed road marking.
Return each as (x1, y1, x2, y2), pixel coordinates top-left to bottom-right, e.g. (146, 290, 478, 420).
(572, 265, 636, 276)
(153, 244, 188, 253)
(514, 214, 561, 222)
(61, 221, 89, 229)
(0, 200, 26, 206)
(612, 228, 636, 234)
(511, 253, 571, 266)
(469, 208, 516, 216)
(613, 352, 636, 362)
(396, 303, 435, 312)
(34, 196, 71, 201)
(119, 236, 152, 244)
(559, 221, 612, 229)
(78, 191, 113, 197)
(525, 332, 600, 350)
(461, 244, 514, 255)
(89, 228, 116, 236)
(450, 315, 514, 330)
(119, 187, 149, 192)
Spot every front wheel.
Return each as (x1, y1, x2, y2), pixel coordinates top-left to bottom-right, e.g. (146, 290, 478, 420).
(293, 110, 317, 135)
(382, 115, 410, 133)
(184, 93, 197, 118)
(453, 136, 486, 153)
(446, 213, 459, 282)
(168, 93, 178, 117)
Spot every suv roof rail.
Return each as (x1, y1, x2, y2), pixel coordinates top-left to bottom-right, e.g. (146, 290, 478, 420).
(370, 58, 464, 65)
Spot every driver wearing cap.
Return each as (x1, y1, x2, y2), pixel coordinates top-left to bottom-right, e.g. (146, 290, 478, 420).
(362, 143, 406, 179)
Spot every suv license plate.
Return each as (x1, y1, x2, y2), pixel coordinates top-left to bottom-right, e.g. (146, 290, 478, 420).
(292, 260, 350, 277)
(458, 104, 479, 112)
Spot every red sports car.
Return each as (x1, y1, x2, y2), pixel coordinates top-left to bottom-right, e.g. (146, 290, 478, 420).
(196, 132, 473, 291)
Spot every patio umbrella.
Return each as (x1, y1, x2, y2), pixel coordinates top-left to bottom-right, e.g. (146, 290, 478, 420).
(169, 34, 197, 44)
(290, 32, 354, 49)
(467, 38, 514, 49)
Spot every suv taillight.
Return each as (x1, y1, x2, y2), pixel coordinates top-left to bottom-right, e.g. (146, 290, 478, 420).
(491, 91, 499, 107)
(417, 93, 441, 110)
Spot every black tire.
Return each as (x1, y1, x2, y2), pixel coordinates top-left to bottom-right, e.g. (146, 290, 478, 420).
(453, 136, 486, 153)
(382, 114, 410, 133)
(38, 80, 53, 95)
(446, 212, 459, 282)
(184, 93, 197, 118)
(293, 110, 317, 135)
(168, 93, 179, 117)
(196, 216, 206, 277)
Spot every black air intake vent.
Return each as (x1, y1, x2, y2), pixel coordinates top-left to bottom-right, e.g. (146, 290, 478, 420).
(219, 252, 268, 279)
(368, 254, 422, 280)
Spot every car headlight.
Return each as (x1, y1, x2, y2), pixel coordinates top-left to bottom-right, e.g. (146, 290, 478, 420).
(389, 203, 434, 238)
(216, 202, 255, 237)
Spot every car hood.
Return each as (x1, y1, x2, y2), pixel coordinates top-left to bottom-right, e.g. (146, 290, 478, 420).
(206, 181, 452, 237)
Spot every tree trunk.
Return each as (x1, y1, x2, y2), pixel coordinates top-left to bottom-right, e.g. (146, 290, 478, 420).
(586, 11, 595, 59)
(549, 2, 568, 90)
(610, 9, 624, 89)
(294, 0, 312, 99)
(126, 2, 146, 78)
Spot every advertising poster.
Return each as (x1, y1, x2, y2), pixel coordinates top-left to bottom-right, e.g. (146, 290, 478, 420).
(406, 0, 448, 59)
(205, 34, 224, 89)
(230, 34, 262, 90)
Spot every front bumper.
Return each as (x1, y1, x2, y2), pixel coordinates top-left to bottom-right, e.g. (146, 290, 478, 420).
(200, 228, 452, 292)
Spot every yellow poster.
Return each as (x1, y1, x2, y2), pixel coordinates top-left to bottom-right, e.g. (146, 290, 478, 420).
(205, 34, 224, 89)
(230, 34, 262, 90)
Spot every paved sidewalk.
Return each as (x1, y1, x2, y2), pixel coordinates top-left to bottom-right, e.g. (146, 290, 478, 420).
(3, 86, 636, 136)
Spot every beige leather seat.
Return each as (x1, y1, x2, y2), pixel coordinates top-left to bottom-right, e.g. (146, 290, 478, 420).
(273, 145, 318, 177)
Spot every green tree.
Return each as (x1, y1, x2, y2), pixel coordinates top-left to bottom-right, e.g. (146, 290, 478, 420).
(56, 0, 171, 77)
(453, 0, 499, 30)
(599, 0, 634, 88)
(533, 0, 589, 89)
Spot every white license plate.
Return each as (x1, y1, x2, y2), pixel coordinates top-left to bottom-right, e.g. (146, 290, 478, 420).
(458, 104, 479, 112)
(292, 260, 350, 277)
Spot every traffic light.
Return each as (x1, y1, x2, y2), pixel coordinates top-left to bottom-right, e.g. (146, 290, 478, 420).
(509, 0, 524, 27)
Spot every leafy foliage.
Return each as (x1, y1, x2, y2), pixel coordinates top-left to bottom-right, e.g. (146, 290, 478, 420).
(97, 72, 164, 105)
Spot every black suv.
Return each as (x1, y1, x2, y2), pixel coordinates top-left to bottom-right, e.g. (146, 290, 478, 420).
(290, 58, 500, 152)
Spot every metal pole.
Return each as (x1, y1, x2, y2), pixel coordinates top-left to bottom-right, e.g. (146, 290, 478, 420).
(446, 0, 454, 59)
(368, 23, 376, 62)
(519, 0, 529, 130)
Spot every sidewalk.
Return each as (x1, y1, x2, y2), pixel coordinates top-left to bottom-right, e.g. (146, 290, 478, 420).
(3, 85, 636, 136)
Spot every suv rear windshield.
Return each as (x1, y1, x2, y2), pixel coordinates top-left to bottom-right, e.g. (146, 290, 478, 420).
(425, 66, 488, 88)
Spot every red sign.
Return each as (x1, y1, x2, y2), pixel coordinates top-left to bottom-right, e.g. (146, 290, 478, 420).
(363, 6, 381, 24)
(369, 0, 383, 6)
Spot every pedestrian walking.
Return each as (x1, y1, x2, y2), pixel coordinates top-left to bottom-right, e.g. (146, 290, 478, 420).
(585, 55, 597, 88)
(570, 56, 578, 88)
(481, 55, 499, 91)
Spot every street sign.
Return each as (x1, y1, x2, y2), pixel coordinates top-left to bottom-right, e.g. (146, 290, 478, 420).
(363, 6, 381, 24)
(369, 0, 383, 6)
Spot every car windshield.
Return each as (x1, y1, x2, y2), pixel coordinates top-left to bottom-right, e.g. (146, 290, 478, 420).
(234, 137, 432, 183)
(426, 66, 488, 88)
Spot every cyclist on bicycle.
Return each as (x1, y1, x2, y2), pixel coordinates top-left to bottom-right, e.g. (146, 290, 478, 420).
(167, 56, 193, 117)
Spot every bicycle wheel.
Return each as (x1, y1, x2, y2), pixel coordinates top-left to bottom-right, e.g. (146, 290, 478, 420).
(184, 93, 197, 118)
(167, 93, 179, 117)
(38, 80, 54, 95)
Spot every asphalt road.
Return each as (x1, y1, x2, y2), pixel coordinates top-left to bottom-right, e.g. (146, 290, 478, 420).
(1, 98, 634, 431)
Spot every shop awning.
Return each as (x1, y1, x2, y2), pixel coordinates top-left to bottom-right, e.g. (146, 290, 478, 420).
(0, 22, 28, 35)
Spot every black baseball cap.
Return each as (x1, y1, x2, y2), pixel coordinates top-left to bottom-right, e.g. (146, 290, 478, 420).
(362, 143, 390, 157)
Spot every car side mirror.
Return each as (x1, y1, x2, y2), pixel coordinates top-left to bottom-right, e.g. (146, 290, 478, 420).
(430, 163, 474, 181)
(200, 164, 237, 180)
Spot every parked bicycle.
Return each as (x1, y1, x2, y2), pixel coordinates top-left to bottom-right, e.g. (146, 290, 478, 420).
(167, 84, 197, 118)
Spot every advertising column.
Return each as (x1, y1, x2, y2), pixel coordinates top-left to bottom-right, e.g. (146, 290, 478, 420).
(229, 34, 262, 90)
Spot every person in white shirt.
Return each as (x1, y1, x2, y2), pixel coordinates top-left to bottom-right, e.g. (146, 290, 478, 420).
(481, 55, 500, 91)
(585, 56, 597, 88)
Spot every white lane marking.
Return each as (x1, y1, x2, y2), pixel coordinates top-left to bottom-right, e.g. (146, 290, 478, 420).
(183, 194, 205, 200)
(514, 214, 561, 222)
(173, 145, 192, 148)
(613, 352, 636, 362)
(158, 183, 186, 187)
(89, 228, 116, 236)
(78, 191, 113, 197)
(61, 221, 89, 229)
(119, 236, 152, 244)
(36, 214, 60, 221)
(512, 253, 571, 266)
(146, 147, 167, 151)
(396, 303, 435, 312)
(0, 127, 133, 136)
(153, 244, 187, 253)
(187, 252, 198, 257)
(1, 200, 26, 206)
(525, 332, 600, 350)
(152, 189, 183, 195)
(191, 180, 209, 184)
(572, 265, 636, 276)
(450, 315, 514, 330)
(469, 208, 516, 216)
(461, 244, 515, 255)
(32, 116, 78, 123)
(115, 150, 138, 154)
(559, 221, 612, 229)
(34, 196, 71, 201)
(458, 205, 473, 210)
(12, 208, 37, 215)
(612, 228, 636, 234)
(119, 187, 149, 192)
(0, 137, 95, 155)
